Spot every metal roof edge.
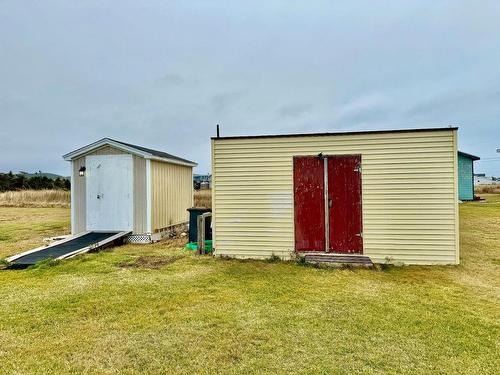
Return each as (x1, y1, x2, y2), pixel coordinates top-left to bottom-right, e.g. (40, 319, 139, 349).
(147, 155, 198, 167)
(211, 126, 459, 141)
(110, 138, 197, 165)
(458, 151, 480, 161)
(62, 138, 149, 161)
(63, 138, 197, 167)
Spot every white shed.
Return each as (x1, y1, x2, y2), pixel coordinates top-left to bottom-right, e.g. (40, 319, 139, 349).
(63, 138, 197, 243)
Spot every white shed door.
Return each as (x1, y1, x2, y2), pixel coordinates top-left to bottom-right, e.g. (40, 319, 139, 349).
(86, 154, 133, 231)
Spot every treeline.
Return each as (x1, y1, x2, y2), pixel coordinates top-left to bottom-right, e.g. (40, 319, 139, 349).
(0, 172, 70, 192)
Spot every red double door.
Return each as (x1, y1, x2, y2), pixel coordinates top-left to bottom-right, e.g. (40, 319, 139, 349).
(293, 155, 363, 253)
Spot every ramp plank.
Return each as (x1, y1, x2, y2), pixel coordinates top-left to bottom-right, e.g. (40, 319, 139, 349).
(9, 232, 125, 267)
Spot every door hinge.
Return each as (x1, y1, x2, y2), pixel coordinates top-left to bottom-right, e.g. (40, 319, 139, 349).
(354, 165, 362, 173)
(355, 232, 363, 238)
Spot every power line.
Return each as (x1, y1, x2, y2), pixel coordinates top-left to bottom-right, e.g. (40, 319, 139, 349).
(476, 156, 500, 160)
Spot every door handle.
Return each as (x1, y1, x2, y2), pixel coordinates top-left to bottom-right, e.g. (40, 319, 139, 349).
(328, 199, 332, 208)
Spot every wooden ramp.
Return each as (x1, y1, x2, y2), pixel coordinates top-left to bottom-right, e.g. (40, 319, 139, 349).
(5, 231, 130, 268)
(304, 254, 374, 267)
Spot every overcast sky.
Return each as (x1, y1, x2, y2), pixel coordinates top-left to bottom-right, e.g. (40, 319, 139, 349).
(1, 1, 499, 176)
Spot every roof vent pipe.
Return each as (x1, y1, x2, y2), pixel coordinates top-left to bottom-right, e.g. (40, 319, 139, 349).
(216, 124, 220, 138)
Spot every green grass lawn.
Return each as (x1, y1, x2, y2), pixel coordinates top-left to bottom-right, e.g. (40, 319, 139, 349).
(0, 197, 499, 374)
(0, 207, 70, 259)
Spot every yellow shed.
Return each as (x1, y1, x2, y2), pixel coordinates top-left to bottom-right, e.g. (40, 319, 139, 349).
(63, 138, 196, 243)
(211, 127, 459, 265)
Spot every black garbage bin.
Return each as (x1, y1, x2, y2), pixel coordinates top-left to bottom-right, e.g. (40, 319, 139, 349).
(187, 208, 212, 243)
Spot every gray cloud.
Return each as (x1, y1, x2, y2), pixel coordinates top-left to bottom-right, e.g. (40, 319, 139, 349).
(277, 103, 312, 119)
(405, 86, 500, 119)
(210, 91, 247, 116)
(154, 74, 185, 88)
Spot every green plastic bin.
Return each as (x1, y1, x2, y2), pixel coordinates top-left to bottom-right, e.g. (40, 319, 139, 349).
(185, 240, 213, 253)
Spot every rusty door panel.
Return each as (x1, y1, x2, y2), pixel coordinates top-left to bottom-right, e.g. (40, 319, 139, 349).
(327, 155, 363, 253)
(293, 157, 325, 251)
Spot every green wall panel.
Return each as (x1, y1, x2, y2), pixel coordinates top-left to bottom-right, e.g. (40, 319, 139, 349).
(458, 154, 474, 200)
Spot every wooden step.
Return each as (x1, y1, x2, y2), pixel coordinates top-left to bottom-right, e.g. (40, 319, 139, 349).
(304, 254, 373, 267)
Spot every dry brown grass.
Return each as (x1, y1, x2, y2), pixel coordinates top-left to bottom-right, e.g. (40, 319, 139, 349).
(475, 184, 500, 194)
(194, 189, 212, 208)
(0, 189, 70, 208)
(0, 189, 212, 209)
(118, 255, 185, 269)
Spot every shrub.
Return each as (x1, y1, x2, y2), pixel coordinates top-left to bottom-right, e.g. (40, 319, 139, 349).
(266, 254, 282, 263)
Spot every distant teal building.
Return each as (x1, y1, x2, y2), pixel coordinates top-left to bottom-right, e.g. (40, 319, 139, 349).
(458, 151, 480, 201)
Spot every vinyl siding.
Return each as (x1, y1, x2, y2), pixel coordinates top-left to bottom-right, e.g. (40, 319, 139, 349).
(212, 129, 459, 265)
(71, 145, 147, 234)
(150, 160, 193, 231)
